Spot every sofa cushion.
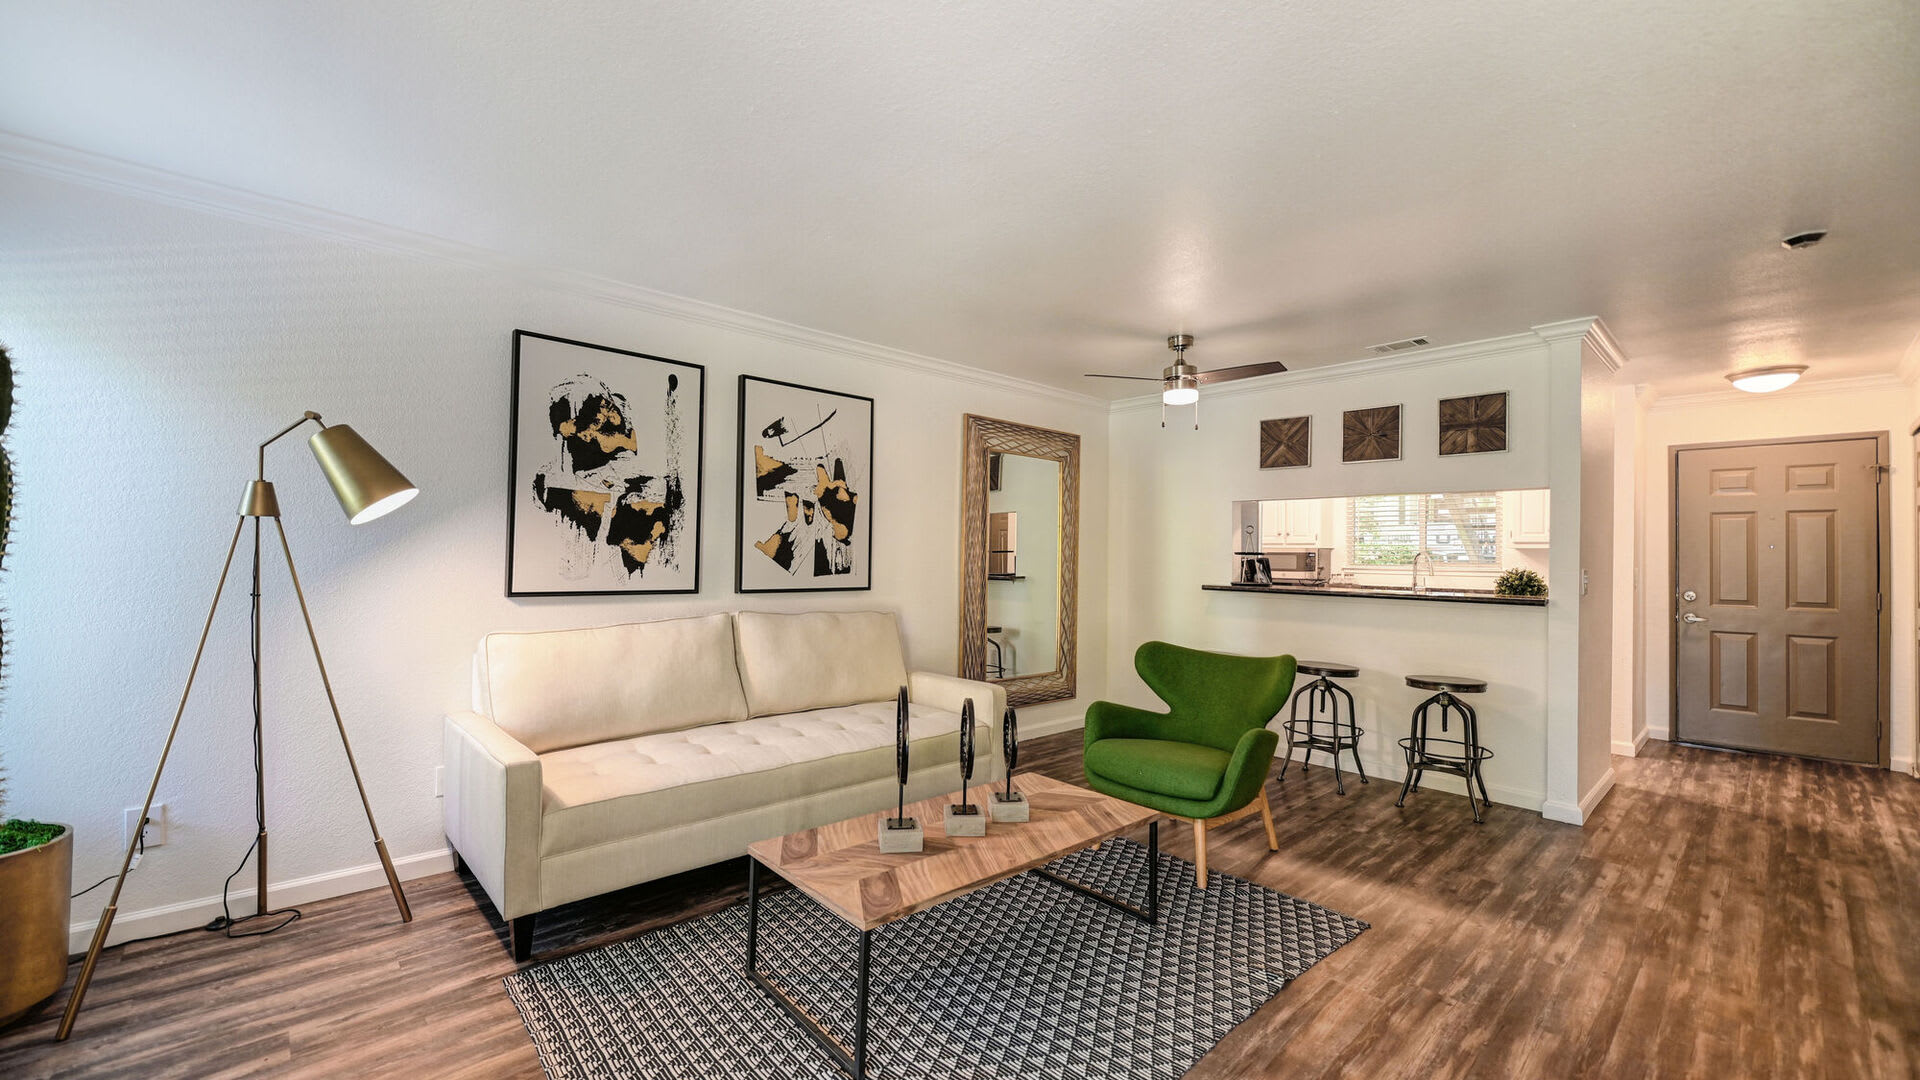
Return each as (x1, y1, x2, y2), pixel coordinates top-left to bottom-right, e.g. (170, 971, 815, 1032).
(478, 614, 749, 754)
(733, 610, 910, 717)
(538, 702, 979, 856)
(1083, 738, 1229, 802)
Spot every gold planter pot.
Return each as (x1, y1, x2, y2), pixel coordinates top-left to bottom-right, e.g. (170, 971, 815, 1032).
(0, 824, 72, 1028)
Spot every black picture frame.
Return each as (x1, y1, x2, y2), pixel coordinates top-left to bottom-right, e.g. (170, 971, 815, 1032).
(507, 330, 706, 596)
(735, 374, 875, 593)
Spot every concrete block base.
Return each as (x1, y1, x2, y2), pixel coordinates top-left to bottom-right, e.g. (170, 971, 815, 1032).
(944, 805, 987, 837)
(989, 792, 1030, 822)
(878, 818, 924, 853)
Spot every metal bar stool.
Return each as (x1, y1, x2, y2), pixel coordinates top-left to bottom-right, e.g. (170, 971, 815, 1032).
(1278, 661, 1367, 794)
(1395, 675, 1493, 823)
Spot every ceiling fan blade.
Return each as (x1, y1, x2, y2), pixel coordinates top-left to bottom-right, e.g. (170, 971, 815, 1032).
(1193, 361, 1288, 385)
(1082, 373, 1164, 381)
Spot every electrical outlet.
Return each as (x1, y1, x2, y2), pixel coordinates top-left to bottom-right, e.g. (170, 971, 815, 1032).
(433, 766, 445, 798)
(123, 803, 167, 849)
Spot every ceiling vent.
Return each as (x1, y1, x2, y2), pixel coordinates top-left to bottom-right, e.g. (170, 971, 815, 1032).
(1367, 336, 1431, 355)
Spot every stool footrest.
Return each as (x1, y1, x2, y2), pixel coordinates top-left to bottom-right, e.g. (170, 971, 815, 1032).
(1396, 736, 1494, 768)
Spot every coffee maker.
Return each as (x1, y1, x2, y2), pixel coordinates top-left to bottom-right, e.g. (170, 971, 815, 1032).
(1232, 524, 1272, 587)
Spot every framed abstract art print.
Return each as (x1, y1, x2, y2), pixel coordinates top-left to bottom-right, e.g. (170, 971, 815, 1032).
(735, 375, 874, 592)
(507, 330, 706, 596)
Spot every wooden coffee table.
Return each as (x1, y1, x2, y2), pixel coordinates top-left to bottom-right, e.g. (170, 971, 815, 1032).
(744, 773, 1161, 1078)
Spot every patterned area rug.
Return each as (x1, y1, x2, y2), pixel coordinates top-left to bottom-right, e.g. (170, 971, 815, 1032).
(504, 838, 1367, 1079)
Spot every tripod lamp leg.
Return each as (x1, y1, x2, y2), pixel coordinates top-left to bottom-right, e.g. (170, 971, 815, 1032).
(271, 519, 412, 923)
(58, 517, 248, 1041)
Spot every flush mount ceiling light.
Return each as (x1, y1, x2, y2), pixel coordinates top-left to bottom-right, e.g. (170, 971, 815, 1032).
(1726, 364, 1808, 393)
(1084, 335, 1287, 428)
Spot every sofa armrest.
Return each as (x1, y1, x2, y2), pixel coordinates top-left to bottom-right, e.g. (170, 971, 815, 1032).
(442, 711, 543, 920)
(1084, 700, 1167, 746)
(908, 671, 1006, 781)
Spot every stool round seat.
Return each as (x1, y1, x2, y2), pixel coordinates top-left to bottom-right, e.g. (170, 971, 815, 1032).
(1296, 660, 1360, 679)
(1405, 675, 1487, 694)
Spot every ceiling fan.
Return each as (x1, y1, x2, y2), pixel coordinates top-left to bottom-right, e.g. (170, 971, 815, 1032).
(1084, 335, 1287, 428)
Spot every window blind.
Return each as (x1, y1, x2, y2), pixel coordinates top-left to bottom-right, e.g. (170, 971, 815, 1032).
(1348, 492, 1502, 566)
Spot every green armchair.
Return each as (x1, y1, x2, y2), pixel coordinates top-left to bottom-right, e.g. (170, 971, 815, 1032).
(1084, 642, 1296, 887)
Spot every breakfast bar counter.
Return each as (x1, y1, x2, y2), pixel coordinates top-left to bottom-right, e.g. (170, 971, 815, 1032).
(1202, 583, 1547, 607)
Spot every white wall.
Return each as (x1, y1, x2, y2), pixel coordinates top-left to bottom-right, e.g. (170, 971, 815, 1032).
(1611, 385, 1650, 756)
(1639, 378, 1916, 773)
(1106, 333, 1589, 814)
(0, 166, 1111, 947)
(1574, 337, 1617, 810)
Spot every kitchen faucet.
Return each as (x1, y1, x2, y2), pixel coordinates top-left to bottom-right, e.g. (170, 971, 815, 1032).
(1411, 550, 1431, 594)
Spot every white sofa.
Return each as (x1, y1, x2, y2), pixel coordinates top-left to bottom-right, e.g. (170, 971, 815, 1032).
(443, 610, 1004, 958)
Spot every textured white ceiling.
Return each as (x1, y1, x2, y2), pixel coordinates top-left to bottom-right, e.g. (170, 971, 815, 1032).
(2, 1, 1916, 396)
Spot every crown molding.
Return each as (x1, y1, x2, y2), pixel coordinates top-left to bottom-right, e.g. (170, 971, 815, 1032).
(0, 130, 1101, 408)
(1528, 316, 1598, 343)
(1897, 330, 1920, 386)
(1108, 328, 1554, 413)
(1580, 318, 1628, 373)
(1646, 372, 1908, 412)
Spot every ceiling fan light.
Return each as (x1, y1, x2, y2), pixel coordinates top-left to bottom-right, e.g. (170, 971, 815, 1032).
(1725, 364, 1807, 393)
(1162, 380, 1199, 406)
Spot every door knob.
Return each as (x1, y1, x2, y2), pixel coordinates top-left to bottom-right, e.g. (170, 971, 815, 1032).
(1682, 612, 1707, 624)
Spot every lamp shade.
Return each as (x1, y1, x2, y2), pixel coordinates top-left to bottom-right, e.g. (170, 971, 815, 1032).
(308, 424, 419, 524)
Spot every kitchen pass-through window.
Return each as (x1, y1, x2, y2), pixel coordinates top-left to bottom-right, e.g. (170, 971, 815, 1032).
(1348, 492, 1502, 567)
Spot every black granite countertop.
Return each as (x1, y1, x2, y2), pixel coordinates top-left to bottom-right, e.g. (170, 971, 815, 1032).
(1203, 583, 1548, 607)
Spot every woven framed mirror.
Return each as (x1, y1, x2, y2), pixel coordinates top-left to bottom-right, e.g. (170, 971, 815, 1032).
(959, 415, 1080, 706)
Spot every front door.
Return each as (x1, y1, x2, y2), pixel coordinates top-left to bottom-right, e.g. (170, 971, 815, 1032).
(1674, 436, 1884, 762)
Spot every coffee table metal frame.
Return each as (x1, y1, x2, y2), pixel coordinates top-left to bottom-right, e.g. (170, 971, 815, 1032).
(744, 819, 1160, 1079)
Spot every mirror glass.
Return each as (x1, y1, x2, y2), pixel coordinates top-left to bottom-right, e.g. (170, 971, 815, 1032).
(984, 452, 1061, 679)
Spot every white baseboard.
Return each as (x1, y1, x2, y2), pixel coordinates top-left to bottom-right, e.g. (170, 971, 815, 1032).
(70, 847, 455, 954)
(1541, 768, 1617, 826)
(1287, 751, 1545, 814)
(1892, 754, 1916, 777)
(1019, 713, 1085, 741)
(1645, 723, 1670, 742)
(1540, 800, 1581, 825)
(1611, 728, 1652, 758)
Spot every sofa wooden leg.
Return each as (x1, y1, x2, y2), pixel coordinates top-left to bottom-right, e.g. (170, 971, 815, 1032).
(1192, 819, 1209, 888)
(510, 914, 535, 962)
(452, 850, 466, 877)
(1258, 789, 1280, 852)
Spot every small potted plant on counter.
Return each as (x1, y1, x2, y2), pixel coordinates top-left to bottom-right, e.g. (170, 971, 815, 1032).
(0, 343, 73, 1029)
(1494, 567, 1547, 598)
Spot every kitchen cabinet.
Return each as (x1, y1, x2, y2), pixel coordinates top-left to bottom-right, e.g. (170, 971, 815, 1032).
(1259, 500, 1321, 547)
(1509, 489, 1551, 546)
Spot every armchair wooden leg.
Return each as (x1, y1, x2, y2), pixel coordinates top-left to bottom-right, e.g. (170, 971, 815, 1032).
(1192, 819, 1209, 889)
(1258, 789, 1280, 852)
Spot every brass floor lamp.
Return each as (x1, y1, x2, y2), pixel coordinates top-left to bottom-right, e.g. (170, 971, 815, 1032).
(57, 411, 419, 1040)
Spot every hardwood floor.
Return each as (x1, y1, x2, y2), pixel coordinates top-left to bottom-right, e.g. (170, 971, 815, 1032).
(3, 734, 1915, 1078)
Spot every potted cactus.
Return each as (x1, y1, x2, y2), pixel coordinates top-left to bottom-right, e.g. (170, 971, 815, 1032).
(0, 343, 73, 1029)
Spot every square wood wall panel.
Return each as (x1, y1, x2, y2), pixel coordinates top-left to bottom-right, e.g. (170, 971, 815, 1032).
(1438, 392, 1508, 455)
(1342, 404, 1402, 462)
(1259, 416, 1311, 469)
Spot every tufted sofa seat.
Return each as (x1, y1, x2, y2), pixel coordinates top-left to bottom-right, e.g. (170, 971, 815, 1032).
(442, 610, 1002, 959)
(538, 701, 973, 857)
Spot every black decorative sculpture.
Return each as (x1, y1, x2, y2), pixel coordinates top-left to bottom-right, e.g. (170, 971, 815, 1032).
(878, 685, 923, 852)
(944, 699, 987, 836)
(990, 705, 1028, 821)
